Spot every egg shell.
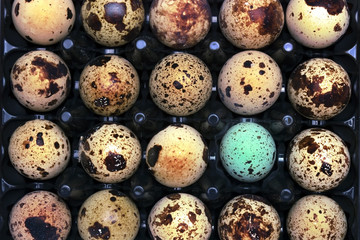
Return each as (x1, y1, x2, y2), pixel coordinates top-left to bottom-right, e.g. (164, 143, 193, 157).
(218, 194, 281, 240)
(149, 0, 212, 49)
(79, 123, 142, 183)
(287, 194, 347, 240)
(81, 0, 145, 47)
(146, 124, 208, 188)
(220, 122, 276, 182)
(12, 0, 75, 45)
(287, 58, 351, 120)
(149, 52, 213, 116)
(79, 55, 140, 116)
(219, 0, 284, 49)
(286, 0, 350, 49)
(10, 50, 71, 112)
(8, 119, 71, 180)
(287, 128, 351, 192)
(218, 50, 282, 115)
(148, 193, 212, 240)
(9, 190, 72, 240)
(77, 189, 140, 240)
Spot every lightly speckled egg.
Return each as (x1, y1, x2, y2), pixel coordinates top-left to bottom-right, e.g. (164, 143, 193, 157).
(218, 50, 282, 115)
(9, 190, 72, 240)
(287, 128, 350, 192)
(79, 55, 140, 116)
(12, 0, 75, 45)
(11, 50, 71, 112)
(81, 0, 145, 47)
(287, 58, 351, 120)
(149, 0, 212, 49)
(220, 122, 276, 182)
(146, 124, 208, 188)
(148, 193, 212, 240)
(149, 52, 213, 116)
(287, 195, 347, 240)
(286, 0, 350, 49)
(219, 0, 284, 49)
(77, 189, 140, 240)
(79, 123, 142, 183)
(218, 194, 281, 240)
(8, 119, 71, 180)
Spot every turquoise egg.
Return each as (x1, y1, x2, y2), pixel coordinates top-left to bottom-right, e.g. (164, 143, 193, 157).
(220, 122, 276, 182)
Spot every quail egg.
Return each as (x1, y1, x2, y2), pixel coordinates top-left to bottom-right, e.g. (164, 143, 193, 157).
(79, 55, 140, 116)
(287, 58, 351, 120)
(8, 119, 70, 180)
(11, 50, 71, 112)
(218, 194, 281, 240)
(219, 0, 284, 49)
(146, 124, 208, 188)
(79, 123, 142, 183)
(287, 128, 351, 192)
(287, 194, 347, 239)
(77, 189, 140, 240)
(149, 0, 212, 49)
(149, 52, 213, 116)
(148, 193, 212, 240)
(218, 50, 282, 115)
(81, 0, 145, 47)
(9, 190, 72, 240)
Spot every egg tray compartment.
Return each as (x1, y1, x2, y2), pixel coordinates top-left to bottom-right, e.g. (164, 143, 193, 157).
(0, 0, 360, 239)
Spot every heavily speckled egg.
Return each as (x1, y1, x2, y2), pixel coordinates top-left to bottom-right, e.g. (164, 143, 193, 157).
(218, 194, 281, 240)
(79, 55, 140, 116)
(146, 124, 208, 188)
(78, 189, 140, 240)
(12, 0, 75, 45)
(286, 0, 350, 48)
(148, 193, 212, 240)
(9, 190, 72, 240)
(79, 123, 142, 183)
(287, 58, 351, 120)
(287, 128, 350, 192)
(219, 0, 284, 49)
(149, 52, 213, 116)
(218, 50, 282, 115)
(11, 50, 71, 112)
(220, 122, 276, 182)
(287, 195, 347, 240)
(8, 119, 70, 180)
(81, 0, 145, 47)
(149, 0, 212, 49)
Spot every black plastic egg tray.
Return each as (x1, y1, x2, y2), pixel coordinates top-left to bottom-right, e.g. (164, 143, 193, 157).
(0, 0, 359, 239)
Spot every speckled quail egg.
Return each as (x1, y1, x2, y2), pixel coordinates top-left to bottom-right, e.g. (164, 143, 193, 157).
(286, 0, 350, 48)
(149, 0, 212, 49)
(148, 193, 212, 240)
(8, 119, 70, 180)
(79, 55, 140, 116)
(78, 189, 140, 240)
(219, 0, 284, 49)
(287, 58, 351, 120)
(220, 122, 276, 182)
(287, 128, 350, 192)
(218, 194, 281, 240)
(11, 50, 71, 112)
(79, 123, 142, 183)
(287, 194, 347, 240)
(81, 0, 145, 47)
(12, 0, 75, 45)
(146, 124, 208, 188)
(149, 52, 213, 116)
(9, 190, 72, 240)
(218, 50, 282, 115)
